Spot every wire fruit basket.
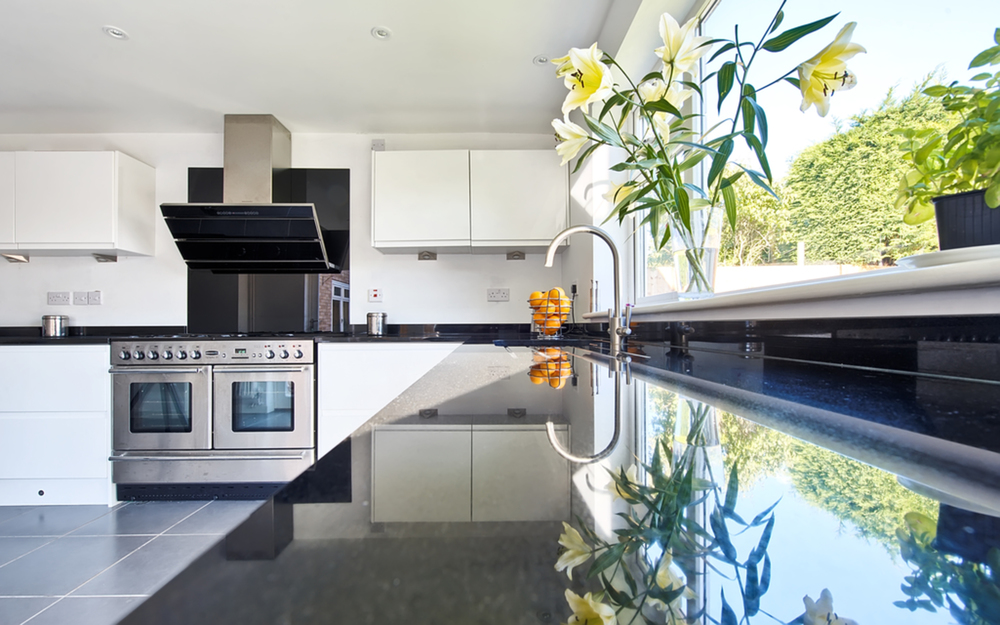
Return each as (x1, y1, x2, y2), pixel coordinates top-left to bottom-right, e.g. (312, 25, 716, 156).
(528, 288, 571, 339)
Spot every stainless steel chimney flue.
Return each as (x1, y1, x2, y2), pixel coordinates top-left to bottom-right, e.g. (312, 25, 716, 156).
(223, 114, 291, 203)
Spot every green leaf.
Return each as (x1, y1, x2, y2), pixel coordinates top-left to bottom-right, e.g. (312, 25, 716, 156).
(601, 574, 635, 608)
(639, 70, 665, 84)
(747, 515, 775, 565)
(645, 99, 683, 118)
(744, 89, 769, 149)
(762, 14, 838, 52)
(717, 62, 737, 112)
(721, 179, 738, 230)
(748, 499, 781, 526)
(972, 72, 993, 81)
(598, 93, 624, 123)
(708, 42, 736, 63)
(570, 142, 601, 175)
(969, 45, 1000, 69)
(710, 509, 738, 563)
(785, 76, 801, 89)
(675, 187, 691, 230)
(995, 27, 1000, 45)
(721, 590, 737, 625)
(744, 562, 761, 616)
(770, 10, 784, 33)
(742, 133, 773, 183)
(724, 464, 740, 512)
(583, 113, 623, 148)
(587, 543, 625, 579)
(708, 138, 734, 188)
(737, 164, 778, 199)
(761, 553, 771, 595)
(986, 177, 1000, 208)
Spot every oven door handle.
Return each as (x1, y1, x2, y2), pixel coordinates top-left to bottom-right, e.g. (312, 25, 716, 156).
(109, 367, 207, 375)
(110, 452, 309, 462)
(213, 366, 310, 374)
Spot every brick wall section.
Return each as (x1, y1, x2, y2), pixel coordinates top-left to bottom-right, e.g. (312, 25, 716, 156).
(318, 271, 349, 332)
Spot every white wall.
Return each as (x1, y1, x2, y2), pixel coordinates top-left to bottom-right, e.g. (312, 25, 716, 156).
(0, 134, 220, 327)
(0, 131, 606, 329)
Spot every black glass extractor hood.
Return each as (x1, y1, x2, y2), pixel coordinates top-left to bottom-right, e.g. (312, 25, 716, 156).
(162, 168, 350, 274)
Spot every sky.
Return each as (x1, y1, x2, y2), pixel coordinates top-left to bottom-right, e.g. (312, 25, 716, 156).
(703, 0, 999, 180)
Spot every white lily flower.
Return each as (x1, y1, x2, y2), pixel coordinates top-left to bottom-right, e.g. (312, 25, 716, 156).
(803, 589, 859, 625)
(552, 118, 591, 166)
(565, 589, 617, 625)
(638, 78, 667, 103)
(554, 522, 591, 579)
(797, 22, 866, 117)
(655, 13, 713, 77)
(559, 43, 615, 116)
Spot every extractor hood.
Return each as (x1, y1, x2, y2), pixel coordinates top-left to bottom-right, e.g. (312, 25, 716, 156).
(161, 115, 349, 273)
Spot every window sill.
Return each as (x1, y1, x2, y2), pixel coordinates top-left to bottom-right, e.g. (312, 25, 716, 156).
(585, 257, 1000, 322)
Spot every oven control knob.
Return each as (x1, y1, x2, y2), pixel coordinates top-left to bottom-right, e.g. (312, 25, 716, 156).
(177, 350, 188, 360)
(162, 350, 173, 360)
(191, 350, 202, 360)
(265, 350, 275, 359)
(133, 350, 145, 360)
(280, 350, 289, 359)
(119, 350, 130, 361)
(148, 350, 159, 360)
(293, 349, 303, 359)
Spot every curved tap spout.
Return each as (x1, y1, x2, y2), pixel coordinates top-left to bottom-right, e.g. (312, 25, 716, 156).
(545, 369, 623, 464)
(545, 225, 629, 354)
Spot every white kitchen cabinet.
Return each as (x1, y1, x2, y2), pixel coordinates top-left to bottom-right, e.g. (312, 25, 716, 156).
(371, 425, 472, 522)
(471, 425, 570, 522)
(316, 342, 461, 457)
(371, 422, 570, 523)
(372, 150, 471, 250)
(371, 149, 569, 253)
(0, 153, 14, 249)
(9, 150, 155, 256)
(470, 150, 568, 251)
(0, 344, 113, 506)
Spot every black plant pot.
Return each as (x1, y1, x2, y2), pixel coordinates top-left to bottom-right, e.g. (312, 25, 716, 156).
(933, 189, 1000, 250)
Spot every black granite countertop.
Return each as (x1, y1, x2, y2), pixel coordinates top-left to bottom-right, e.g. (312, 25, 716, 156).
(119, 317, 1000, 625)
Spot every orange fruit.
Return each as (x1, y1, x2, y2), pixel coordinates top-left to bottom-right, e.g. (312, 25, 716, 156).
(529, 291, 546, 307)
(532, 312, 547, 324)
(548, 376, 567, 389)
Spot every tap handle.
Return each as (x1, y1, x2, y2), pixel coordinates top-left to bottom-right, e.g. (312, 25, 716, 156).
(617, 304, 632, 337)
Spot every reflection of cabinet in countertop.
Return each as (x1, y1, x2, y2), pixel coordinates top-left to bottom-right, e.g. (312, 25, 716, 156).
(371, 149, 568, 253)
(371, 422, 571, 522)
(0, 150, 155, 257)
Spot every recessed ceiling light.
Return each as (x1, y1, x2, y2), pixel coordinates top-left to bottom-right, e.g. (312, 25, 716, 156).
(102, 25, 129, 41)
(533, 55, 550, 66)
(371, 26, 391, 40)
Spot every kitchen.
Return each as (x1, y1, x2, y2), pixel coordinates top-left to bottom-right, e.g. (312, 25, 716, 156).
(2, 1, 1000, 624)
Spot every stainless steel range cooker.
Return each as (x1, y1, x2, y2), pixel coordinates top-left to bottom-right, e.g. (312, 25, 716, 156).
(109, 337, 316, 499)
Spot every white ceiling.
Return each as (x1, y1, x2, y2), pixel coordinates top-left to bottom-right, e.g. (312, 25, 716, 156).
(0, 0, 696, 135)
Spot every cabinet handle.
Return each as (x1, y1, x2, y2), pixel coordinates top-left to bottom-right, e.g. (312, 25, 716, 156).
(110, 452, 307, 462)
(213, 366, 309, 374)
(110, 367, 205, 375)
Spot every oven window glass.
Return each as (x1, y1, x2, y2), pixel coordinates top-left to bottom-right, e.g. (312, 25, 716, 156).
(129, 383, 193, 433)
(231, 381, 294, 432)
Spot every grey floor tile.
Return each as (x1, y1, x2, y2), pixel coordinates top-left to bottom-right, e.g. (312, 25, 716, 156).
(0, 506, 113, 537)
(24, 596, 144, 625)
(0, 507, 35, 526)
(166, 500, 263, 535)
(70, 502, 207, 536)
(72, 534, 220, 597)
(0, 535, 149, 596)
(0, 597, 58, 625)
(0, 537, 52, 567)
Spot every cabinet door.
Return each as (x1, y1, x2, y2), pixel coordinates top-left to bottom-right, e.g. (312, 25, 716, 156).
(472, 425, 570, 522)
(372, 150, 471, 247)
(371, 426, 472, 522)
(15, 151, 116, 245)
(0, 153, 14, 248)
(470, 150, 568, 246)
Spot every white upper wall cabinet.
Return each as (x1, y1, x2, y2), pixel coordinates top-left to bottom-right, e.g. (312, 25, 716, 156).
(10, 150, 155, 256)
(470, 150, 568, 250)
(371, 149, 569, 254)
(0, 153, 14, 249)
(372, 150, 471, 251)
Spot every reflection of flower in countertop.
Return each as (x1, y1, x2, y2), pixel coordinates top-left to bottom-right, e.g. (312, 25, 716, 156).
(564, 589, 617, 625)
(803, 589, 858, 625)
(605, 464, 639, 501)
(555, 522, 591, 579)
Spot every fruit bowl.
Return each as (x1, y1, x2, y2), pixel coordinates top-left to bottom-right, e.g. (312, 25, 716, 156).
(528, 287, 571, 339)
(527, 347, 573, 389)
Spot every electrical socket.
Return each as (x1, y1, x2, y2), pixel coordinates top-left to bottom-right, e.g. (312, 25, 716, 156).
(368, 288, 382, 302)
(47, 291, 71, 306)
(88, 291, 102, 305)
(486, 288, 510, 302)
(73, 291, 89, 305)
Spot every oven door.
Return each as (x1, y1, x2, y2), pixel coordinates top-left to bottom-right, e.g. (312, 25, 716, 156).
(111, 366, 212, 450)
(212, 364, 315, 450)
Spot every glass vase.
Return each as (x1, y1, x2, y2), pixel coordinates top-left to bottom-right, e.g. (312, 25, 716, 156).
(668, 208, 723, 300)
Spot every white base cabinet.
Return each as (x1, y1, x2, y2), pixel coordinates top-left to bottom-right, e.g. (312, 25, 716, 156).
(0, 345, 113, 506)
(372, 149, 568, 253)
(371, 423, 570, 523)
(0, 150, 155, 257)
(316, 343, 462, 458)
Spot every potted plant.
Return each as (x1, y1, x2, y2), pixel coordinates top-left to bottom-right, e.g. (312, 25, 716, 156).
(895, 29, 1000, 250)
(549, 2, 866, 298)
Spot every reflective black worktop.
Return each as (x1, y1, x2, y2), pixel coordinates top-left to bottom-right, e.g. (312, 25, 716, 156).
(119, 316, 1000, 625)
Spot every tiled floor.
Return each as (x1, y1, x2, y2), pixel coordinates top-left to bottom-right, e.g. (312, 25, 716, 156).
(0, 501, 262, 625)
